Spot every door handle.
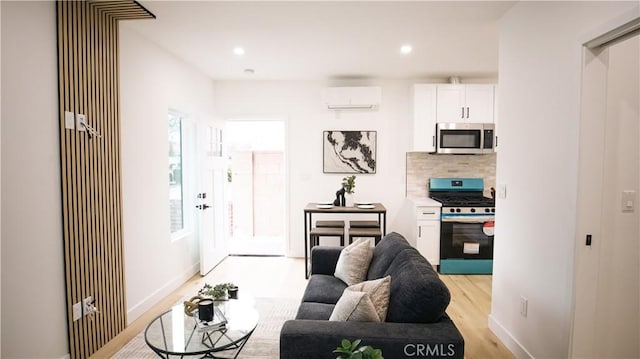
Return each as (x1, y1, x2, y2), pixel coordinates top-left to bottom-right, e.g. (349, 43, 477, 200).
(466, 107, 470, 118)
(196, 204, 211, 210)
(461, 107, 464, 118)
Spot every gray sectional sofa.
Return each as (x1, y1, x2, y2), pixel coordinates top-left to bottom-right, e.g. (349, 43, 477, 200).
(280, 232, 464, 358)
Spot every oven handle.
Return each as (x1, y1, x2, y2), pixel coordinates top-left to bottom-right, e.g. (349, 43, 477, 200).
(441, 215, 495, 223)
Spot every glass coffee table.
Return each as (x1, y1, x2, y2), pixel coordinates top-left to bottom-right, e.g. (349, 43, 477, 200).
(145, 298, 259, 358)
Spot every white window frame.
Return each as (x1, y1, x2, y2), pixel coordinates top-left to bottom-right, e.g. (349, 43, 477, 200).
(169, 111, 194, 241)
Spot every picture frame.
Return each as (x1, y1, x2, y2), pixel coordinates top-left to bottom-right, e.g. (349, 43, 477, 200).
(323, 130, 377, 174)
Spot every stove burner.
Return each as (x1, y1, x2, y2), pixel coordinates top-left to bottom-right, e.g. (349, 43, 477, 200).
(430, 195, 495, 207)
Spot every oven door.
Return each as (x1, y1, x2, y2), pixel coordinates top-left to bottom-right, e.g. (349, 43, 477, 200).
(440, 217, 494, 259)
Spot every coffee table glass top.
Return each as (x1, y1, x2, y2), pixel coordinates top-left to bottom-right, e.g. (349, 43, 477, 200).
(145, 298, 259, 357)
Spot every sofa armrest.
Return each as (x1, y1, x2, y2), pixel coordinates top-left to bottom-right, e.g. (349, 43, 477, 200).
(280, 317, 464, 359)
(310, 246, 343, 275)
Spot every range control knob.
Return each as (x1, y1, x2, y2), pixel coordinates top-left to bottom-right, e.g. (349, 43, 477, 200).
(470, 208, 476, 213)
(455, 208, 461, 213)
(450, 208, 455, 213)
(491, 208, 495, 213)
(485, 208, 490, 213)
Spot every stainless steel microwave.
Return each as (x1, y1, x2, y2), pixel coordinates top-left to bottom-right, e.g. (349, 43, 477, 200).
(436, 123, 495, 154)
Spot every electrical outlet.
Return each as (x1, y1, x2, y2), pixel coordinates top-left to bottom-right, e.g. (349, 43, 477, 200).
(520, 296, 528, 317)
(622, 190, 636, 212)
(64, 111, 75, 130)
(76, 113, 87, 132)
(83, 296, 93, 316)
(72, 301, 82, 321)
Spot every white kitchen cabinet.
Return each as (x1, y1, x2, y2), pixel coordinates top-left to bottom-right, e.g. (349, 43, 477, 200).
(436, 84, 495, 124)
(410, 84, 437, 152)
(414, 206, 441, 266)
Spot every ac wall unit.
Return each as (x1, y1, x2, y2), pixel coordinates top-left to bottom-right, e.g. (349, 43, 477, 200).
(323, 86, 381, 110)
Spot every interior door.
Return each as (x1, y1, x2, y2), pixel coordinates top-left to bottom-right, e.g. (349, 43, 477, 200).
(197, 121, 228, 275)
(571, 34, 639, 357)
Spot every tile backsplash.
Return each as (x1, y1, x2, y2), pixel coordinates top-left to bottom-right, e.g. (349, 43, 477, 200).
(406, 152, 496, 198)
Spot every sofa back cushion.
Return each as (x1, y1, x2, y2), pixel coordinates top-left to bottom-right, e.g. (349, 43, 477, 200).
(367, 232, 413, 280)
(384, 249, 451, 323)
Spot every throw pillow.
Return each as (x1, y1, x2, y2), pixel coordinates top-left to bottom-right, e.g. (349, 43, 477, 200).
(334, 238, 374, 286)
(346, 275, 391, 321)
(329, 290, 381, 322)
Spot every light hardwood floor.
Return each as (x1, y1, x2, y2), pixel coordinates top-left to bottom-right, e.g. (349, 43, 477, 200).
(92, 256, 513, 358)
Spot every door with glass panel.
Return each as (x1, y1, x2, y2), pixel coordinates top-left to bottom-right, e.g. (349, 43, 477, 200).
(197, 121, 228, 275)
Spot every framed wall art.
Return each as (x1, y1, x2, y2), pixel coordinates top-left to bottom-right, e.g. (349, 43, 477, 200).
(323, 130, 377, 174)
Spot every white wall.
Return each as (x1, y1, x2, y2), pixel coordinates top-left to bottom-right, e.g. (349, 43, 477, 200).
(119, 25, 216, 323)
(491, 2, 638, 358)
(213, 80, 412, 257)
(1, 1, 3, 354)
(1, 2, 68, 358)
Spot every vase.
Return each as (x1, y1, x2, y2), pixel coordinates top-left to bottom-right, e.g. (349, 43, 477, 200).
(345, 193, 355, 207)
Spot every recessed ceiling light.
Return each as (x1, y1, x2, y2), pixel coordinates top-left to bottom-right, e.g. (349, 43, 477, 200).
(400, 44, 413, 54)
(233, 47, 245, 56)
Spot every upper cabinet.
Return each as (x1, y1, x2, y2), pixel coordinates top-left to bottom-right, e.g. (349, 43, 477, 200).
(435, 84, 495, 124)
(411, 83, 497, 152)
(411, 84, 437, 152)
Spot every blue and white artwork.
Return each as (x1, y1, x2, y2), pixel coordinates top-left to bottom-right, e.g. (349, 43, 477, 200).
(323, 131, 377, 174)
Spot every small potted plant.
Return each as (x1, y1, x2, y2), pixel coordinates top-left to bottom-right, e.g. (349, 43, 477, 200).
(342, 175, 356, 207)
(198, 282, 237, 301)
(334, 339, 383, 359)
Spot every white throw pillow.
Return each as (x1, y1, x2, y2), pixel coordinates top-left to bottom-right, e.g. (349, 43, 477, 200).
(329, 290, 381, 322)
(346, 275, 391, 321)
(334, 238, 373, 286)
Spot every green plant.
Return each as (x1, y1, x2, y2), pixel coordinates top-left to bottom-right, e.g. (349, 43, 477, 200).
(342, 175, 356, 194)
(198, 282, 236, 300)
(334, 339, 383, 359)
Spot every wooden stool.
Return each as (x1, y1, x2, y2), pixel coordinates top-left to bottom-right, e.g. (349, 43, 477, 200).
(348, 227, 382, 245)
(310, 227, 345, 248)
(349, 220, 380, 228)
(316, 220, 345, 228)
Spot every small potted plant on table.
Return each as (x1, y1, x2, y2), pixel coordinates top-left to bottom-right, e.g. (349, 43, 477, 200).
(198, 282, 238, 300)
(342, 175, 356, 207)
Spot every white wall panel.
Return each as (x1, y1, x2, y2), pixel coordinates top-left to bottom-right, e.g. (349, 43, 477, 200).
(492, 2, 638, 358)
(1, 2, 67, 357)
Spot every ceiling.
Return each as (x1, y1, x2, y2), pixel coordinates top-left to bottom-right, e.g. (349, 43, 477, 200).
(126, 1, 515, 81)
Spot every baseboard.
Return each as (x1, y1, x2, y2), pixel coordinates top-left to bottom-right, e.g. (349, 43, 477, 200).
(126, 262, 199, 324)
(488, 314, 534, 359)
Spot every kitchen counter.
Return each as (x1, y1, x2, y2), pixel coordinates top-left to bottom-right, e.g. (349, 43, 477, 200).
(408, 197, 442, 207)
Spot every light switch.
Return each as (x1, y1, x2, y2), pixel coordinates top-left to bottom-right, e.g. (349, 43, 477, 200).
(497, 184, 507, 199)
(64, 111, 75, 130)
(622, 190, 636, 212)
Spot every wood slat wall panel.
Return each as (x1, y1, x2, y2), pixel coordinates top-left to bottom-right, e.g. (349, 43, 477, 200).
(56, 2, 154, 358)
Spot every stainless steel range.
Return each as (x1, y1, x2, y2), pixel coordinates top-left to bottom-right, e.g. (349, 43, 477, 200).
(429, 178, 495, 274)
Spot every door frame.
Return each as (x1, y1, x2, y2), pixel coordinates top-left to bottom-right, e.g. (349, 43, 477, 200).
(570, 6, 640, 357)
(224, 116, 290, 256)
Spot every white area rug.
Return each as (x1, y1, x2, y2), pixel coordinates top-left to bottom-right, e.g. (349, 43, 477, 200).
(113, 297, 299, 358)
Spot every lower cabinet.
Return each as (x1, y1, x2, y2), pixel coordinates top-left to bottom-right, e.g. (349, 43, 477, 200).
(414, 206, 441, 266)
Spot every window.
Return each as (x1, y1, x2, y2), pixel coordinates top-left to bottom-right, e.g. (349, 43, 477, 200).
(168, 114, 184, 234)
